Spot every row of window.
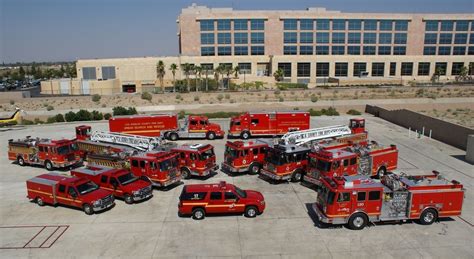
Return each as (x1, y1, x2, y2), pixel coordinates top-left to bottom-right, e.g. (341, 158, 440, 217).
(423, 46, 474, 55)
(425, 20, 473, 32)
(424, 33, 474, 45)
(201, 32, 264, 45)
(283, 45, 406, 55)
(283, 19, 408, 31)
(201, 46, 264, 56)
(200, 19, 265, 31)
(82, 66, 115, 80)
(283, 32, 407, 44)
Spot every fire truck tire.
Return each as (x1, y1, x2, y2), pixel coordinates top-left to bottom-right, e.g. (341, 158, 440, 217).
(241, 131, 250, 139)
(419, 209, 438, 225)
(124, 194, 134, 204)
(169, 133, 179, 141)
(17, 156, 25, 166)
(291, 170, 303, 182)
(192, 207, 205, 220)
(83, 204, 94, 215)
(348, 213, 368, 230)
(181, 168, 191, 179)
(248, 163, 261, 175)
(244, 206, 258, 218)
(207, 132, 216, 140)
(45, 160, 54, 171)
(36, 197, 45, 206)
(376, 167, 387, 179)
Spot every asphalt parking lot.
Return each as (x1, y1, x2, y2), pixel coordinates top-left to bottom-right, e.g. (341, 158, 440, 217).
(0, 115, 473, 258)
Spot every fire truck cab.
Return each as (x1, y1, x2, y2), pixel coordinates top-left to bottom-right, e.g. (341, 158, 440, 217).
(260, 144, 311, 182)
(312, 172, 465, 230)
(171, 144, 219, 179)
(166, 115, 225, 141)
(129, 151, 182, 187)
(221, 140, 270, 174)
(349, 118, 366, 134)
(75, 125, 92, 141)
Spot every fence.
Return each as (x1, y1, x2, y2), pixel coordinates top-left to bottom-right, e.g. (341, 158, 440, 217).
(365, 105, 474, 150)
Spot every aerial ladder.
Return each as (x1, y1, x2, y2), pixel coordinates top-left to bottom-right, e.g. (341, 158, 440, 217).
(89, 131, 165, 152)
(280, 125, 353, 146)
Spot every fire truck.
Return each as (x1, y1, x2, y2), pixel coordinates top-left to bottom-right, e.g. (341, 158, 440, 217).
(304, 143, 398, 185)
(228, 111, 310, 139)
(260, 143, 311, 182)
(26, 173, 115, 215)
(109, 114, 224, 140)
(221, 140, 270, 175)
(71, 165, 153, 204)
(8, 137, 81, 171)
(171, 144, 219, 179)
(312, 172, 465, 230)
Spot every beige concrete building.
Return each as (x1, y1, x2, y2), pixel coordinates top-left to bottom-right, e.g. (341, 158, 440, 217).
(42, 4, 474, 95)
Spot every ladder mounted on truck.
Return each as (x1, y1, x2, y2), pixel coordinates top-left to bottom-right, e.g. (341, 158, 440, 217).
(280, 125, 352, 146)
(90, 131, 163, 152)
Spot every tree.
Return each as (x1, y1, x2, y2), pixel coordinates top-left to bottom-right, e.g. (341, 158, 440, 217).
(273, 68, 284, 82)
(455, 66, 470, 82)
(59, 65, 65, 77)
(214, 65, 224, 90)
(156, 60, 166, 90)
(170, 63, 178, 92)
(181, 63, 194, 92)
(224, 65, 233, 89)
(194, 66, 202, 92)
(233, 66, 240, 78)
(431, 67, 444, 83)
(18, 66, 26, 80)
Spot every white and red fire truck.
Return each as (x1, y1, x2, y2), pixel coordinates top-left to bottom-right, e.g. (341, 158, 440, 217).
(312, 171, 465, 230)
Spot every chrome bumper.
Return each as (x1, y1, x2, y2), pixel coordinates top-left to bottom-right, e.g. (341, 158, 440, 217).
(93, 196, 115, 212)
(194, 165, 219, 177)
(260, 169, 291, 181)
(153, 175, 182, 187)
(311, 203, 346, 224)
(221, 162, 248, 173)
(303, 175, 321, 185)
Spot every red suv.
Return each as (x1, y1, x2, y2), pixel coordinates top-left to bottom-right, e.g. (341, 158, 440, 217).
(178, 181, 265, 220)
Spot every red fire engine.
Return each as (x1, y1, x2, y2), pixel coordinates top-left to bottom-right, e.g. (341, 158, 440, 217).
(26, 173, 115, 215)
(171, 144, 219, 179)
(8, 137, 81, 171)
(109, 114, 224, 140)
(228, 111, 310, 139)
(71, 165, 153, 204)
(260, 143, 311, 182)
(128, 151, 182, 187)
(304, 143, 398, 185)
(312, 172, 465, 230)
(222, 140, 270, 174)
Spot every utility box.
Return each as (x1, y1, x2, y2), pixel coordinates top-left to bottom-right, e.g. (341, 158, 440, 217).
(466, 135, 474, 164)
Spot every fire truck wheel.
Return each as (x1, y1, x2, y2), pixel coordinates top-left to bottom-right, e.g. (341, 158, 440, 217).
(192, 208, 205, 220)
(207, 132, 216, 140)
(244, 206, 258, 218)
(169, 133, 179, 141)
(124, 194, 134, 204)
(376, 167, 386, 179)
(348, 213, 368, 230)
(45, 160, 54, 171)
(181, 168, 191, 179)
(17, 156, 25, 166)
(291, 170, 303, 182)
(241, 131, 250, 139)
(248, 164, 261, 175)
(83, 204, 94, 215)
(36, 197, 45, 206)
(419, 209, 438, 225)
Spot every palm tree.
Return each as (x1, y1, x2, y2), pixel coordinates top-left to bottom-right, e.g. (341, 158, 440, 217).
(233, 66, 240, 79)
(204, 68, 210, 92)
(181, 63, 194, 92)
(273, 68, 284, 82)
(214, 65, 223, 90)
(224, 65, 233, 90)
(156, 60, 166, 91)
(194, 66, 202, 92)
(170, 63, 178, 92)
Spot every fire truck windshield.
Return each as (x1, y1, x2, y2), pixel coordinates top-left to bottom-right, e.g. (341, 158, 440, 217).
(199, 149, 215, 161)
(160, 157, 178, 171)
(118, 173, 138, 185)
(76, 181, 99, 195)
(234, 186, 247, 198)
(70, 143, 79, 151)
(225, 146, 239, 157)
(319, 185, 336, 205)
(265, 149, 286, 165)
(57, 145, 71, 155)
(316, 160, 332, 172)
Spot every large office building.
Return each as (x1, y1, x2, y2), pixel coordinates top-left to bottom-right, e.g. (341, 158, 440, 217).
(42, 4, 473, 94)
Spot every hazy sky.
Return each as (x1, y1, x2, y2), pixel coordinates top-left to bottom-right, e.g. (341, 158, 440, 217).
(1, 0, 473, 63)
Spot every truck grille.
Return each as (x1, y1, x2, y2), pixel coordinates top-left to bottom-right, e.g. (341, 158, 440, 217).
(266, 163, 275, 172)
(310, 170, 320, 179)
(101, 195, 114, 206)
(67, 154, 76, 161)
(140, 186, 152, 197)
(168, 168, 178, 179)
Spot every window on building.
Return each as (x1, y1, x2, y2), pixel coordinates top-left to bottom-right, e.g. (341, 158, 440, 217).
(283, 46, 297, 55)
(284, 19, 298, 30)
(390, 62, 397, 76)
(332, 32, 345, 44)
(251, 32, 264, 44)
(438, 46, 451, 55)
(417, 62, 430, 76)
(284, 32, 297, 43)
(401, 62, 413, 76)
(278, 63, 292, 77)
(234, 19, 248, 30)
(251, 19, 265, 30)
(439, 33, 453, 44)
(454, 33, 468, 44)
(423, 46, 436, 55)
(234, 46, 248, 55)
(217, 46, 231, 56)
(201, 33, 215, 44)
(316, 19, 330, 30)
(201, 63, 214, 72)
(348, 33, 361, 44)
(316, 63, 329, 77)
(297, 63, 311, 77)
(395, 20, 408, 31)
(217, 33, 231, 44)
(394, 33, 407, 44)
(364, 20, 377, 30)
(456, 20, 469, 31)
(348, 20, 362, 30)
(363, 46, 376, 55)
(425, 20, 439, 31)
(470, 34, 474, 44)
(435, 62, 448, 75)
(353, 62, 367, 77)
(251, 46, 264, 55)
(300, 19, 314, 30)
(379, 20, 393, 31)
(315, 46, 329, 55)
(316, 32, 329, 43)
(440, 20, 454, 31)
(201, 47, 215, 56)
(102, 66, 116, 80)
(379, 33, 392, 44)
(371, 63, 385, 77)
(300, 32, 313, 43)
(348, 46, 361, 55)
(469, 46, 474, 55)
(335, 63, 348, 77)
(332, 45, 345, 55)
(217, 19, 231, 30)
(470, 62, 474, 74)
(453, 46, 466, 55)
(200, 20, 214, 31)
(451, 62, 465, 75)
(363, 33, 376, 44)
(238, 63, 251, 74)
(393, 46, 406, 55)
(82, 67, 96, 80)
(332, 19, 346, 30)
(299, 45, 313, 55)
(424, 33, 437, 44)
(234, 33, 248, 44)
(378, 46, 391, 55)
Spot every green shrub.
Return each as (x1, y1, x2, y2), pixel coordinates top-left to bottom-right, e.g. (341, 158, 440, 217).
(194, 96, 200, 101)
(322, 107, 340, 116)
(308, 108, 323, 116)
(65, 111, 77, 122)
(34, 118, 44, 124)
(217, 94, 224, 101)
(346, 109, 362, 115)
(92, 94, 101, 102)
(46, 105, 54, 111)
(279, 97, 284, 102)
(274, 89, 281, 95)
(103, 113, 112, 120)
(310, 95, 318, 103)
(141, 92, 152, 101)
(112, 106, 137, 116)
(255, 81, 264, 90)
(276, 82, 308, 90)
(224, 93, 230, 99)
(75, 109, 92, 121)
(21, 119, 35, 125)
(54, 114, 65, 122)
(92, 110, 103, 120)
(175, 94, 182, 100)
(46, 116, 57, 124)
(178, 110, 186, 119)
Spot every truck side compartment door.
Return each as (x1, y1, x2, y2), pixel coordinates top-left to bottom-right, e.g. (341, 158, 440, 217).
(207, 191, 223, 213)
(366, 190, 382, 215)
